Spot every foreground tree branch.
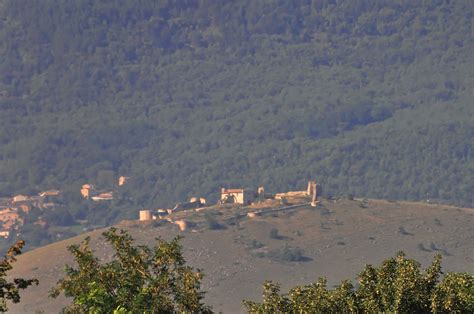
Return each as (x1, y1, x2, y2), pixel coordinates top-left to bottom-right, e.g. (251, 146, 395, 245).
(0, 240, 39, 312)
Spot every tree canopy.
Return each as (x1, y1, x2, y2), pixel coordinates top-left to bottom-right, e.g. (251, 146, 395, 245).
(50, 228, 211, 313)
(244, 252, 474, 313)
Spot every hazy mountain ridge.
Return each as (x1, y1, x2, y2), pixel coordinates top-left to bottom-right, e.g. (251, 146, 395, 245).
(0, 1, 472, 250)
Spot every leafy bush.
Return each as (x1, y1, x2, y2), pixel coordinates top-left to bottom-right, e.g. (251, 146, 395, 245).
(205, 215, 225, 230)
(248, 239, 264, 249)
(319, 208, 332, 216)
(269, 228, 281, 240)
(244, 252, 474, 313)
(398, 226, 413, 236)
(418, 243, 431, 252)
(266, 245, 305, 262)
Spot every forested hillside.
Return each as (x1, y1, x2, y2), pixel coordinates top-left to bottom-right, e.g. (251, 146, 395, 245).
(0, 1, 472, 247)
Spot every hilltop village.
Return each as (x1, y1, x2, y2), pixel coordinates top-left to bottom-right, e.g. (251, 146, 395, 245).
(137, 181, 320, 231)
(0, 176, 319, 240)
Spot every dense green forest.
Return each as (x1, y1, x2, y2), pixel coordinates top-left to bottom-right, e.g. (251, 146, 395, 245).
(0, 1, 472, 248)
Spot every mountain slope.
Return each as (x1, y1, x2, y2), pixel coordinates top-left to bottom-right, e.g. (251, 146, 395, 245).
(8, 198, 474, 313)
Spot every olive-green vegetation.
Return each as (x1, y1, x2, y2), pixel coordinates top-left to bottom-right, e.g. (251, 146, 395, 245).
(244, 252, 474, 313)
(0, 240, 38, 311)
(50, 228, 211, 313)
(0, 1, 472, 249)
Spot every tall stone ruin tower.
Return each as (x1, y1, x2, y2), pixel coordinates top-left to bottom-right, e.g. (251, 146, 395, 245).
(307, 181, 318, 207)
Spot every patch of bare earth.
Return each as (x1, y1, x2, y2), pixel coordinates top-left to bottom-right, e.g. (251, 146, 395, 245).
(8, 199, 474, 313)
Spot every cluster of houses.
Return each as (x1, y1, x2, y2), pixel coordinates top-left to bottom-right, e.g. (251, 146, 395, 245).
(138, 187, 263, 222)
(80, 176, 129, 201)
(138, 181, 320, 224)
(0, 190, 60, 238)
(0, 176, 130, 240)
(0, 176, 319, 238)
